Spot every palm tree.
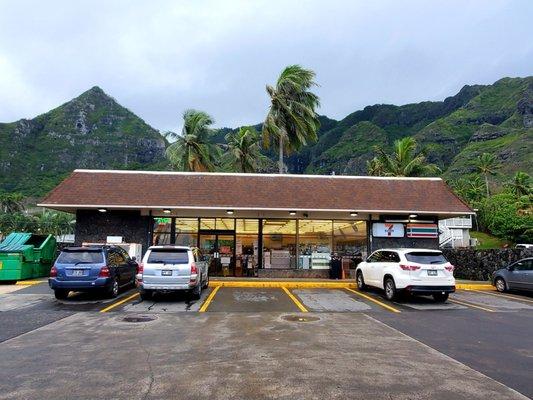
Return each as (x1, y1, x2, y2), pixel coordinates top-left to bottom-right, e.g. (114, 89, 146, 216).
(451, 176, 485, 205)
(0, 193, 25, 213)
(475, 153, 499, 197)
(371, 137, 440, 177)
(366, 157, 385, 176)
(223, 126, 266, 173)
(165, 110, 218, 172)
(505, 171, 531, 197)
(262, 65, 320, 173)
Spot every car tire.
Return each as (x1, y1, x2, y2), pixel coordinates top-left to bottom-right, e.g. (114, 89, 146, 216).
(433, 293, 449, 303)
(202, 273, 209, 289)
(495, 277, 507, 292)
(384, 277, 397, 301)
(106, 278, 119, 298)
(54, 289, 69, 300)
(191, 284, 202, 300)
(140, 290, 152, 301)
(356, 271, 367, 291)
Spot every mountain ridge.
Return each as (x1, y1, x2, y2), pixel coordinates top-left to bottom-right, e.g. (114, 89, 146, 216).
(0, 76, 531, 198)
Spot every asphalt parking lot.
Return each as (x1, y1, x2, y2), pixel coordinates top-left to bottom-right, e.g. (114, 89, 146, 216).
(0, 280, 532, 399)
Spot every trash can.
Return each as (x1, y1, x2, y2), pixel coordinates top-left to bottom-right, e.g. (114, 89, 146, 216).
(0, 233, 57, 282)
(329, 253, 342, 280)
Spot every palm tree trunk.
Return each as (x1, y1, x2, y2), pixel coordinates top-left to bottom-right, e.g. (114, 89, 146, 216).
(278, 136, 284, 174)
(484, 174, 490, 197)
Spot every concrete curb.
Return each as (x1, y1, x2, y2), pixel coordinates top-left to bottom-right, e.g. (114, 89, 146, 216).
(209, 280, 495, 290)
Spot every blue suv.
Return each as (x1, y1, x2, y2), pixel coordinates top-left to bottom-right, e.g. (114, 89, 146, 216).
(49, 246, 138, 300)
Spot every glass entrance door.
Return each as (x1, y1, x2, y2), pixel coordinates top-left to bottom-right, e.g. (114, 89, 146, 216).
(199, 232, 235, 277)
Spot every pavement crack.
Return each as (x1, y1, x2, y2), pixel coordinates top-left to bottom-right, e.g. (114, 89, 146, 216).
(139, 324, 155, 400)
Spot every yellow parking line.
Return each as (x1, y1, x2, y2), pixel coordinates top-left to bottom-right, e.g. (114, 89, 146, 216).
(100, 292, 139, 313)
(16, 280, 45, 285)
(281, 287, 308, 313)
(345, 288, 401, 313)
(199, 286, 221, 313)
(449, 298, 495, 312)
(468, 289, 533, 304)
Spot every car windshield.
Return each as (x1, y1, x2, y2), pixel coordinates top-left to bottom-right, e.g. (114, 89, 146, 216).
(405, 252, 448, 265)
(56, 250, 104, 264)
(147, 249, 189, 264)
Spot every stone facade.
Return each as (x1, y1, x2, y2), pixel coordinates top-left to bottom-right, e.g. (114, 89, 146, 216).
(370, 236, 439, 252)
(75, 210, 151, 252)
(258, 269, 330, 279)
(442, 248, 533, 281)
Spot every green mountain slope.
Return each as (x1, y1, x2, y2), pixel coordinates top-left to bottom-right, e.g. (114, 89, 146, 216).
(0, 87, 167, 196)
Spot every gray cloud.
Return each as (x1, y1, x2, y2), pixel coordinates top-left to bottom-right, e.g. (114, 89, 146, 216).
(0, 0, 532, 133)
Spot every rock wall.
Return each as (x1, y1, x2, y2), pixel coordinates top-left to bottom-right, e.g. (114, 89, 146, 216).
(442, 248, 533, 281)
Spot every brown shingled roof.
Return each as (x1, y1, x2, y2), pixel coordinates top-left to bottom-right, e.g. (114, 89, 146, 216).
(39, 170, 473, 215)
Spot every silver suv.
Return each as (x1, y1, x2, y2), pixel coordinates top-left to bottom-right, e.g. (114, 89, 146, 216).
(137, 246, 208, 300)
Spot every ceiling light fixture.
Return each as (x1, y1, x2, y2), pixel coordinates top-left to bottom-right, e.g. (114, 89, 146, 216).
(289, 211, 296, 216)
(163, 209, 171, 214)
(350, 212, 358, 217)
(226, 210, 234, 215)
(409, 214, 417, 218)
(98, 208, 107, 213)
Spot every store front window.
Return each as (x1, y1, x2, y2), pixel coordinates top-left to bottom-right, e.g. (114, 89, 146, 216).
(298, 220, 333, 269)
(152, 218, 173, 245)
(175, 218, 198, 247)
(262, 219, 297, 269)
(236, 219, 259, 277)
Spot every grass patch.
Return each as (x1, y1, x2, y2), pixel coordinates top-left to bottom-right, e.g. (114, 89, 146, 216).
(470, 231, 513, 249)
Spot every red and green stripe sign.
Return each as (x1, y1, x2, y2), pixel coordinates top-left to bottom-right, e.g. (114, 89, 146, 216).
(406, 224, 438, 238)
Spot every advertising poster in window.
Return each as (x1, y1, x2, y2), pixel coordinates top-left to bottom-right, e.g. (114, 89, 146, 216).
(372, 223, 404, 238)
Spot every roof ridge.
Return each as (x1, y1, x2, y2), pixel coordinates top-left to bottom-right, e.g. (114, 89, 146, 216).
(72, 169, 443, 181)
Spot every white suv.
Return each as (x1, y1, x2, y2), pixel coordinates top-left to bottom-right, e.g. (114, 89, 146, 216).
(137, 246, 208, 301)
(355, 248, 455, 302)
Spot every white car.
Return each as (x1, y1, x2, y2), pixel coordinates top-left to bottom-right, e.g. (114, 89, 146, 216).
(137, 246, 208, 301)
(355, 248, 455, 302)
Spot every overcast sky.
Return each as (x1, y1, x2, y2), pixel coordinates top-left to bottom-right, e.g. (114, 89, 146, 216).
(0, 0, 532, 133)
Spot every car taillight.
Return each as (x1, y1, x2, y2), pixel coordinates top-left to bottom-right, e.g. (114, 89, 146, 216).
(137, 263, 144, 274)
(50, 266, 58, 277)
(400, 264, 421, 271)
(445, 265, 455, 272)
(190, 263, 198, 275)
(98, 266, 111, 278)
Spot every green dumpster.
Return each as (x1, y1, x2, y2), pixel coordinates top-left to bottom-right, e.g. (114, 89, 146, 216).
(0, 233, 57, 282)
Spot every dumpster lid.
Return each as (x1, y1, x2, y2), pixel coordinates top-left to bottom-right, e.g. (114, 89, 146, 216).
(0, 233, 33, 253)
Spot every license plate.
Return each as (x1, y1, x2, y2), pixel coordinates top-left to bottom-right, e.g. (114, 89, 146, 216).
(161, 270, 173, 276)
(427, 270, 438, 276)
(72, 269, 84, 276)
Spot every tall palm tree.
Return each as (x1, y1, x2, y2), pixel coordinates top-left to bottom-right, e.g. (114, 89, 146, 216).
(262, 65, 320, 173)
(505, 171, 531, 197)
(0, 193, 25, 213)
(223, 126, 266, 173)
(371, 137, 440, 177)
(165, 110, 218, 172)
(475, 153, 499, 197)
(366, 157, 385, 176)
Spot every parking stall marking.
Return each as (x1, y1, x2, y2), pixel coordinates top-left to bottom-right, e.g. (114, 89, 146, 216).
(99, 292, 140, 313)
(281, 287, 308, 312)
(199, 286, 221, 313)
(344, 288, 401, 313)
(467, 289, 533, 305)
(448, 298, 495, 312)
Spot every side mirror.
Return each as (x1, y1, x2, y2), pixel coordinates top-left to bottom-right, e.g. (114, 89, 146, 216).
(131, 256, 137, 262)
(507, 265, 515, 271)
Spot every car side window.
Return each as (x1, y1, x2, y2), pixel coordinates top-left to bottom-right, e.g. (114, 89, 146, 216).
(107, 249, 124, 266)
(367, 252, 381, 263)
(381, 251, 399, 263)
(118, 248, 130, 262)
(515, 260, 533, 271)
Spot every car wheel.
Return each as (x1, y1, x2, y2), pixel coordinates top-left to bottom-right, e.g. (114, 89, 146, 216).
(356, 271, 367, 291)
(54, 289, 69, 300)
(433, 293, 449, 303)
(106, 278, 119, 298)
(202, 273, 209, 289)
(191, 284, 202, 300)
(140, 290, 152, 301)
(384, 277, 397, 301)
(495, 277, 507, 292)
